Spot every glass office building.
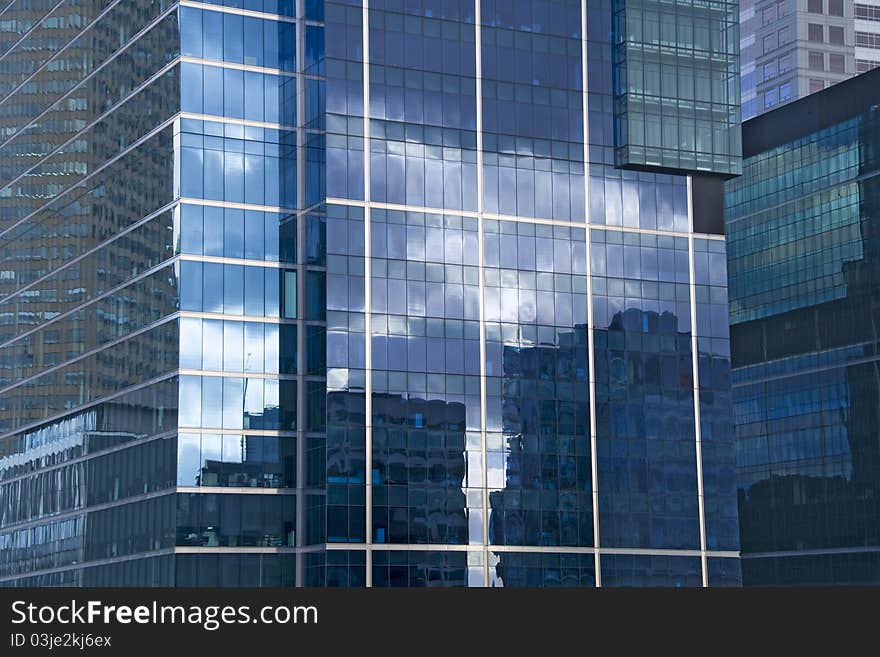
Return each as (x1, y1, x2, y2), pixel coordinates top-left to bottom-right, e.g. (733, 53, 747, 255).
(612, 0, 742, 177)
(0, 0, 740, 587)
(727, 68, 880, 585)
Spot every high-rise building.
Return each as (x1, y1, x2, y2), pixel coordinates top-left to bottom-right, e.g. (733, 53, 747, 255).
(727, 68, 880, 585)
(855, 0, 880, 73)
(740, 0, 880, 120)
(0, 0, 741, 587)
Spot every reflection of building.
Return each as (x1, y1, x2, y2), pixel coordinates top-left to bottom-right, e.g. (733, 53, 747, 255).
(195, 435, 292, 489)
(491, 310, 707, 587)
(0, 2, 302, 587)
(489, 326, 591, 586)
(727, 68, 880, 584)
(489, 327, 589, 537)
(0, 384, 179, 585)
(317, 390, 471, 587)
(370, 393, 467, 547)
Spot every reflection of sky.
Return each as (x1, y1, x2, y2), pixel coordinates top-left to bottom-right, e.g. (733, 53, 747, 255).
(178, 374, 280, 430)
(177, 433, 252, 487)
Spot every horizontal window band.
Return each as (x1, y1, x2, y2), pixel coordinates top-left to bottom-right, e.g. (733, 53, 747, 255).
(179, 196, 296, 214)
(0, 57, 179, 194)
(0, 200, 177, 307)
(0, 315, 179, 397)
(732, 352, 880, 387)
(0, 116, 177, 242)
(0, 430, 177, 488)
(181, 55, 321, 80)
(0, 372, 179, 443)
(180, 310, 324, 326)
(177, 486, 297, 495)
(179, 111, 297, 132)
(0, 487, 175, 535)
(178, 428, 299, 437)
(180, 0, 324, 27)
(0, 258, 180, 351)
(0, 0, 177, 141)
(741, 546, 880, 559)
(0, 548, 177, 585)
(0, 0, 65, 72)
(325, 197, 725, 241)
(323, 543, 739, 558)
(178, 368, 299, 380)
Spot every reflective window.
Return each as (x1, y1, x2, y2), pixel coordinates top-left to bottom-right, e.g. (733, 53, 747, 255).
(177, 434, 296, 488)
(176, 493, 295, 547)
(728, 106, 880, 583)
(612, 0, 742, 176)
(601, 555, 702, 587)
(284, 270, 298, 318)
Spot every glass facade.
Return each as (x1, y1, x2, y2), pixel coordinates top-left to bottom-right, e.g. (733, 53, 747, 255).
(0, 0, 739, 587)
(612, 0, 742, 177)
(727, 70, 880, 585)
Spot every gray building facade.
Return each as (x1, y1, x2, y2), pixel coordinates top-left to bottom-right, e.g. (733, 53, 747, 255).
(740, 0, 852, 119)
(740, 0, 880, 120)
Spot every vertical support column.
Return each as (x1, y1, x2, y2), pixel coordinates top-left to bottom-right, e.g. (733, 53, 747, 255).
(581, 0, 602, 587)
(294, 0, 306, 589)
(474, 0, 490, 588)
(362, 0, 373, 588)
(686, 175, 709, 587)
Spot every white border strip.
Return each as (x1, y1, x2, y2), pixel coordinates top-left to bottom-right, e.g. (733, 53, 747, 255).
(180, 0, 300, 24)
(581, 0, 602, 588)
(474, 0, 491, 589)
(362, 0, 373, 587)
(687, 175, 709, 587)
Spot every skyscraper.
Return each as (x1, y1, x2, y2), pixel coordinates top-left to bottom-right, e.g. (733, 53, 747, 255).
(739, 0, 880, 120)
(855, 0, 880, 73)
(0, 0, 741, 587)
(727, 68, 880, 585)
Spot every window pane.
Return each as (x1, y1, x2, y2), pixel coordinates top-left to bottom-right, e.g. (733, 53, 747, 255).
(779, 82, 793, 101)
(284, 270, 297, 318)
